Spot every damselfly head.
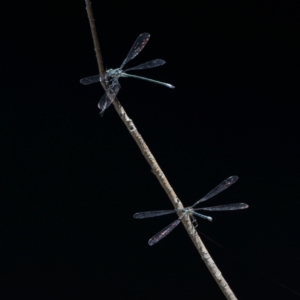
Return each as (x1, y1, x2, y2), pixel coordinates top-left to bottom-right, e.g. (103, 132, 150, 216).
(106, 68, 122, 79)
(181, 207, 193, 215)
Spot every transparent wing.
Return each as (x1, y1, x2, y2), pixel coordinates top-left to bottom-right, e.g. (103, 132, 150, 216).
(120, 33, 150, 70)
(192, 176, 239, 208)
(80, 75, 100, 85)
(98, 79, 121, 112)
(194, 203, 249, 211)
(124, 59, 165, 72)
(148, 219, 181, 246)
(133, 210, 176, 219)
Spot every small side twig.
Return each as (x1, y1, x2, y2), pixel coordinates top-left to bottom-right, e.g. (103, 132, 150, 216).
(84, 1, 238, 299)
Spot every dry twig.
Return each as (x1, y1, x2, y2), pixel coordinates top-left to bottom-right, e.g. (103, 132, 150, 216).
(83, 1, 238, 299)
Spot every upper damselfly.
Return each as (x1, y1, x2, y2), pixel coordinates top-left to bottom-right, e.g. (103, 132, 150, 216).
(80, 33, 174, 114)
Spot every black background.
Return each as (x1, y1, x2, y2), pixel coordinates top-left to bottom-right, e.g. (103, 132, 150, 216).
(1, 1, 300, 299)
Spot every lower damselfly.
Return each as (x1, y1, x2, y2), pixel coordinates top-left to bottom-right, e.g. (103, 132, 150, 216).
(134, 176, 248, 245)
(80, 33, 174, 114)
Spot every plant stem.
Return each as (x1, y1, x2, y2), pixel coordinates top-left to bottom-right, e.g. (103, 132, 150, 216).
(84, 1, 238, 299)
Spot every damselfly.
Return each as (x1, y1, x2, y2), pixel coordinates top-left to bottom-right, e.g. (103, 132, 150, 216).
(80, 33, 174, 114)
(134, 176, 248, 245)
